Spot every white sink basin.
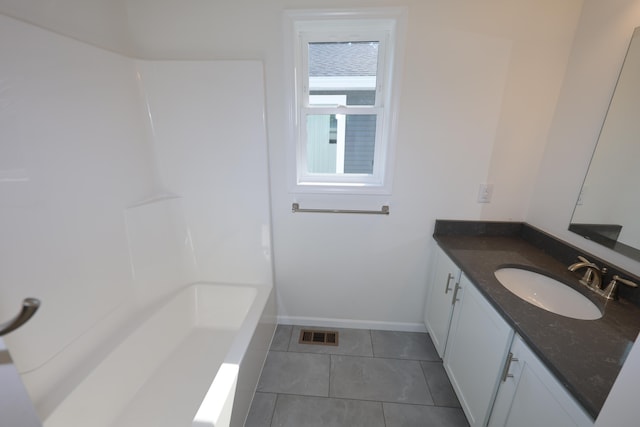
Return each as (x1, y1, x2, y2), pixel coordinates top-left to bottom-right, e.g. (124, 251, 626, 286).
(494, 268, 602, 320)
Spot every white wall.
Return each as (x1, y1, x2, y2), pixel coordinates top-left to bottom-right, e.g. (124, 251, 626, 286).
(136, 60, 273, 286)
(278, 1, 580, 329)
(121, 0, 584, 329)
(0, 0, 132, 54)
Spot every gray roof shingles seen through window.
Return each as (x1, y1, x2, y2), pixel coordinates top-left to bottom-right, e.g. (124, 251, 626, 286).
(309, 41, 379, 77)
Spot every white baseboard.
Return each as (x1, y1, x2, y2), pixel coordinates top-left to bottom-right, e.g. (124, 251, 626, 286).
(277, 315, 427, 333)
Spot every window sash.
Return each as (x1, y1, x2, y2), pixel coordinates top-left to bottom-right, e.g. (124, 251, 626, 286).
(299, 32, 389, 110)
(297, 31, 390, 187)
(298, 108, 385, 185)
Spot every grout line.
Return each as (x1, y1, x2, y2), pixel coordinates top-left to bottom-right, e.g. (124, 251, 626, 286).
(419, 358, 436, 406)
(275, 330, 444, 364)
(369, 328, 376, 357)
(269, 391, 443, 408)
(281, 348, 439, 363)
(269, 393, 279, 427)
(286, 325, 294, 351)
(381, 400, 388, 427)
(419, 361, 464, 409)
(328, 354, 333, 398)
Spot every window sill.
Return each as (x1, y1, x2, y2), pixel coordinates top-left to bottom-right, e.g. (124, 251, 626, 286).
(291, 181, 392, 195)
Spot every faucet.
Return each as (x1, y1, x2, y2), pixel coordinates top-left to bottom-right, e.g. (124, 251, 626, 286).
(568, 256, 605, 289)
(599, 275, 639, 300)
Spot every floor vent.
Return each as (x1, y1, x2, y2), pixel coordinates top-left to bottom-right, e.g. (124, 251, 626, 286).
(299, 329, 339, 346)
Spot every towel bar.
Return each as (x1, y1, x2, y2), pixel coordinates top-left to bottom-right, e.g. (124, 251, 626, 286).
(292, 203, 389, 215)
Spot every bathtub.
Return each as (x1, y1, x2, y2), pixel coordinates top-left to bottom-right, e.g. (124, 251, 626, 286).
(43, 282, 275, 427)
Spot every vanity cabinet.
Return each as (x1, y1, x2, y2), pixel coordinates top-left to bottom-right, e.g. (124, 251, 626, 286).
(425, 243, 595, 427)
(488, 334, 594, 427)
(444, 273, 514, 427)
(424, 244, 461, 357)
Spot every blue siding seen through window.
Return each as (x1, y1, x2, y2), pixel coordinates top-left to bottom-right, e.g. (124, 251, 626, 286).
(345, 115, 376, 173)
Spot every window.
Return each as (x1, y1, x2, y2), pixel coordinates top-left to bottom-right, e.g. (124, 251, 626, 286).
(285, 9, 407, 194)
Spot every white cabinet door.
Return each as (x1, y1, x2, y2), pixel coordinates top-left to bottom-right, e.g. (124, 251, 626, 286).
(489, 335, 593, 427)
(444, 274, 514, 427)
(424, 244, 461, 357)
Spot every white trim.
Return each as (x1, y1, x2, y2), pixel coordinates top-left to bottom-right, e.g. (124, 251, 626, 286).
(336, 113, 345, 173)
(310, 76, 376, 91)
(277, 315, 427, 333)
(309, 94, 347, 106)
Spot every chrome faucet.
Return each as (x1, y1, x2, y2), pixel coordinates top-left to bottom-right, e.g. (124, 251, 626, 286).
(568, 256, 605, 289)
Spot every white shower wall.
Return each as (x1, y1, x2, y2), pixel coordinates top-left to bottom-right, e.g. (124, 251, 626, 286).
(0, 14, 272, 419)
(135, 60, 273, 286)
(0, 15, 155, 415)
(124, 196, 199, 306)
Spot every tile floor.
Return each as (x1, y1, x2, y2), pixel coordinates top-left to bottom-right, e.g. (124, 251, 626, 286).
(245, 325, 469, 427)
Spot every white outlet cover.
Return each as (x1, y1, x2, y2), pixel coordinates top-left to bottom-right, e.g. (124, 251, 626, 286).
(478, 183, 494, 203)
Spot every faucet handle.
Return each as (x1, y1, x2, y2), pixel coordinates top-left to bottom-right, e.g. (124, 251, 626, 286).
(612, 275, 638, 288)
(601, 275, 638, 300)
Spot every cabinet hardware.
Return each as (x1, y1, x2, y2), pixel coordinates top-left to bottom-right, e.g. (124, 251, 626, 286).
(445, 273, 454, 294)
(500, 351, 519, 382)
(451, 282, 461, 305)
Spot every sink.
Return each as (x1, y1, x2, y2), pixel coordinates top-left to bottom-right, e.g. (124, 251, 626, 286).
(494, 268, 602, 320)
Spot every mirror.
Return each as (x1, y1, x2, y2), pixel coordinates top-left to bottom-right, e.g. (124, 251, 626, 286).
(570, 27, 640, 262)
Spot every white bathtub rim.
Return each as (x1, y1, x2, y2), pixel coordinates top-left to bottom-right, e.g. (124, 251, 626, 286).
(193, 281, 272, 426)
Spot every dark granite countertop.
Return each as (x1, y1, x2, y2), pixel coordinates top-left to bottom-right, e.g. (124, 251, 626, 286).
(433, 220, 640, 420)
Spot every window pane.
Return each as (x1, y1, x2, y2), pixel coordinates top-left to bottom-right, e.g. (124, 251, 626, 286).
(308, 41, 378, 106)
(344, 114, 376, 174)
(306, 114, 376, 174)
(306, 114, 338, 173)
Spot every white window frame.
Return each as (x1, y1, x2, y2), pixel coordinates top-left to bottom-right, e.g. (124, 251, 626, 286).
(284, 8, 407, 194)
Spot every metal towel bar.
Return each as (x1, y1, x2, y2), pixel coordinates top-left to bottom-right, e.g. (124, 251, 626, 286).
(0, 298, 40, 336)
(292, 203, 389, 215)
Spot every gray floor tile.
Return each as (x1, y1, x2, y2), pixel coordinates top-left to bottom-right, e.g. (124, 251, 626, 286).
(371, 330, 440, 360)
(270, 325, 293, 351)
(257, 351, 330, 396)
(244, 392, 277, 427)
(287, 326, 374, 356)
(250, 326, 468, 426)
(421, 361, 461, 407)
(271, 395, 385, 427)
(330, 355, 434, 405)
(383, 402, 469, 427)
